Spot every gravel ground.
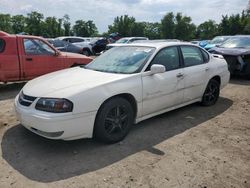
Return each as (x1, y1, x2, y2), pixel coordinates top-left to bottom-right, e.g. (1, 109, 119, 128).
(0, 79, 249, 188)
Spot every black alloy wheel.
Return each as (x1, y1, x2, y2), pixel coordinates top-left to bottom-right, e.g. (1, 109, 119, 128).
(94, 97, 134, 143)
(201, 79, 220, 106)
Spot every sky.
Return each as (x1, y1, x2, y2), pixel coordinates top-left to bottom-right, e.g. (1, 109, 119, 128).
(0, 0, 248, 33)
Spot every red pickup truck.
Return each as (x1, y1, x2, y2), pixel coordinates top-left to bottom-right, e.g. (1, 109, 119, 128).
(0, 31, 93, 83)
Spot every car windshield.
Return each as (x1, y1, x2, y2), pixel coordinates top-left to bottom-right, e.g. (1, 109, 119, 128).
(116, 38, 129, 44)
(210, 36, 229, 44)
(85, 46, 155, 74)
(219, 37, 250, 48)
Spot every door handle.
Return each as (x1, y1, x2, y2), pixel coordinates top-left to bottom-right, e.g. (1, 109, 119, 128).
(205, 67, 210, 71)
(176, 73, 184, 78)
(26, 58, 33, 61)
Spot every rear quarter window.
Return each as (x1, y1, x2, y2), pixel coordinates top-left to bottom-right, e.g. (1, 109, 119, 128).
(201, 49, 210, 63)
(0, 39, 5, 53)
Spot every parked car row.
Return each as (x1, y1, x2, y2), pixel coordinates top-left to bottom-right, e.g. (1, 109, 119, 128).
(191, 35, 250, 79)
(47, 36, 109, 56)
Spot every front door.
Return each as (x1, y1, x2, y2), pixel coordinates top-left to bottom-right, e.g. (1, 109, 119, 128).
(142, 46, 184, 116)
(20, 38, 65, 80)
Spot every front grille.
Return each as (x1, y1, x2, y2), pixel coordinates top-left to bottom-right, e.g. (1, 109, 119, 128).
(18, 92, 37, 107)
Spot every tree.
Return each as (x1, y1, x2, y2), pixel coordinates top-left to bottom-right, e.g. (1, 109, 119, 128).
(219, 15, 230, 35)
(42, 17, 59, 37)
(0, 14, 13, 33)
(63, 14, 71, 36)
(131, 22, 145, 36)
(86, 20, 98, 36)
(175, 13, 196, 40)
(25, 11, 44, 36)
(197, 20, 218, 39)
(73, 20, 98, 37)
(108, 15, 136, 36)
(11, 15, 26, 34)
(161, 12, 175, 39)
(142, 22, 161, 39)
(243, 1, 250, 34)
(57, 18, 64, 36)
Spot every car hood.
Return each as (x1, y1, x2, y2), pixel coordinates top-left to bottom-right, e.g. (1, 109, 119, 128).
(73, 42, 91, 48)
(204, 44, 216, 49)
(60, 52, 91, 59)
(107, 43, 125, 47)
(22, 67, 131, 97)
(210, 47, 250, 56)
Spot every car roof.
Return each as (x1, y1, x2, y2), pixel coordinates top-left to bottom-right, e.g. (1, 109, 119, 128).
(118, 41, 196, 49)
(233, 35, 250, 38)
(56, 36, 91, 39)
(119, 37, 148, 40)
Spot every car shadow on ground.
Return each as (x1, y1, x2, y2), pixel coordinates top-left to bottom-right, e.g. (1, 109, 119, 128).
(0, 82, 25, 101)
(1, 97, 233, 183)
(230, 76, 250, 86)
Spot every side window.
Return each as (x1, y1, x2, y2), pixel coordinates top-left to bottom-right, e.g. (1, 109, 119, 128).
(0, 39, 5, 53)
(201, 49, 209, 63)
(71, 38, 84, 43)
(24, 39, 55, 55)
(149, 47, 180, 71)
(63, 38, 70, 42)
(181, 46, 204, 67)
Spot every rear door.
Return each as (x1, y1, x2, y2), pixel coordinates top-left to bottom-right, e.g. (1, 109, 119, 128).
(142, 46, 185, 116)
(180, 45, 210, 102)
(20, 38, 66, 80)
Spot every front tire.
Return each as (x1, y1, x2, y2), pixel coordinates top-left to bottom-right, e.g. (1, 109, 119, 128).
(94, 97, 134, 143)
(201, 79, 220, 106)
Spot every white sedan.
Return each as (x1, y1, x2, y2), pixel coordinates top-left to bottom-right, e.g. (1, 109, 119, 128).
(15, 42, 230, 143)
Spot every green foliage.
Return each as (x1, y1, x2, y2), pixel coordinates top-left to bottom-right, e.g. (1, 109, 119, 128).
(11, 15, 26, 34)
(160, 12, 196, 40)
(196, 20, 218, 39)
(108, 15, 136, 36)
(0, 14, 13, 33)
(73, 20, 98, 37)
(142, 22, 161, 39)
(63, 14, 71, 36)
(161, 12, 175, 39)
(0, 4, 250, 41)
(175, 13, 196, 40)
(25, 11, 44, 36)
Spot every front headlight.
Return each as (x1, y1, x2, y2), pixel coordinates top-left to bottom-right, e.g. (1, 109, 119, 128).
(35, 98, 73, 113)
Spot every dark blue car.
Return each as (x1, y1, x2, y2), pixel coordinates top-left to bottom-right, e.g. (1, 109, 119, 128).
(48, 39, 83, 54)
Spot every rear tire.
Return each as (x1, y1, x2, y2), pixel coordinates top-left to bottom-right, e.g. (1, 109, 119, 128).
(201, 79, 220, 106)
(94, 97, 134, 143)
(82, 49, 90, 56)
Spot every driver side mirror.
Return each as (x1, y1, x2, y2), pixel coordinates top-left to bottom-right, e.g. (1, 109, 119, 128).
(150, 64, 166, 75)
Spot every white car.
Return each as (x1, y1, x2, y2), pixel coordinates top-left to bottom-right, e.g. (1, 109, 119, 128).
(106, 37, 149, 50)
(15, 42, 230, 143)
(56, 36, 93, 56)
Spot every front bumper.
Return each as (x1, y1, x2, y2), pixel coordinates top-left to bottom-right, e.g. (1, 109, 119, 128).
(14, 95, 97, 140)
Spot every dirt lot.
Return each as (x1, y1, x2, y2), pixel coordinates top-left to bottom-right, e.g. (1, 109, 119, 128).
(0, 79, 249, 188)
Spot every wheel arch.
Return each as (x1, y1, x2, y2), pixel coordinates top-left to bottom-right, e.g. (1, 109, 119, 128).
(210, 75, 221, 85)
(92, 93, 138, 139)
(97, 93, 138, 121)
(82, 47, 92, 55)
